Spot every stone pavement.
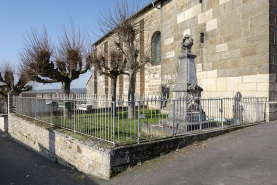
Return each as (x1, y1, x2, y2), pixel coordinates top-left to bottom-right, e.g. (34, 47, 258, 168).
(1, 122, 277, 185)
(105, 122, 277, 185)
(0, 131, 105, 185)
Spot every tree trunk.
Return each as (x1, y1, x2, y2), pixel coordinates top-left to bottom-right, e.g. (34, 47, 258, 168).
(62, 80, 71, 95)
(128, 71, 136, 119)
(62, 80, 71, 119)
(3, 94, 8, 114)
(5, 99, 8, 114)
(110, 77, 117, 115)
(111, 77, 117, 102)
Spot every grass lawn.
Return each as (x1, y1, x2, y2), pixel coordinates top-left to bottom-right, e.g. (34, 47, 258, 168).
(37, 108, 169, 144)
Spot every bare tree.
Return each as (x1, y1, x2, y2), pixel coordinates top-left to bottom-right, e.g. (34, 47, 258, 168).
(0, 63, 32, 112)
(95, 0, 155, 119)
(21, 25, 91, 95)
(21, 24, 91, 118)
(88, 49, 128, 102)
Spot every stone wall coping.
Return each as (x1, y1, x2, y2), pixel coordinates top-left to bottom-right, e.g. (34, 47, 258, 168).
(11, 114, 113, 151)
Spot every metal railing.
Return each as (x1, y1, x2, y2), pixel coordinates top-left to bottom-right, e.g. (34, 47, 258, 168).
(13, 96, 267, 146)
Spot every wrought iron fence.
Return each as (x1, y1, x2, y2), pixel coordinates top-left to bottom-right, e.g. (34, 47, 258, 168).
(13, 95, 267, 146)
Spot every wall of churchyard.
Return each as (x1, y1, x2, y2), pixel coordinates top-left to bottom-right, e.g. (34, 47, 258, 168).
(161, 0, 270, 99)
(8, 114, 111, 179)
(87, 2, 162, 98)
(8, 113, 261, 179)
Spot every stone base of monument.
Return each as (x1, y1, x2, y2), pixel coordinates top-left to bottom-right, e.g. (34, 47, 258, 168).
(141, 119, 218, 136)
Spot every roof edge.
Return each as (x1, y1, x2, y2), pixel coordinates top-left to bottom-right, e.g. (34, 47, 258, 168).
(92, 0, 161, 47)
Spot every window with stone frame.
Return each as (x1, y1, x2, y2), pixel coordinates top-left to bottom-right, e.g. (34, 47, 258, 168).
(151, 31, 161, 64)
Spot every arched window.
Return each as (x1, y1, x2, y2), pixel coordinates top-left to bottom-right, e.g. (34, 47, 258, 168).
(152, 31, 161, 64)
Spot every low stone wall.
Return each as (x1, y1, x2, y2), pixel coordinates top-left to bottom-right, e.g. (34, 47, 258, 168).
(7, 114, 258, 179)
(110, 124, 257, 173)
(0, 114, 8, 133)
(8, 114, 112, 179)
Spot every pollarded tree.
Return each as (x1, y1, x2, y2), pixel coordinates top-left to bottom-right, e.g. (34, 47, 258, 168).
(96, 0, 156, 119)
(0, 63, 32, 112)
(88, 49, 128, 102)
(21, 25, 91, 95)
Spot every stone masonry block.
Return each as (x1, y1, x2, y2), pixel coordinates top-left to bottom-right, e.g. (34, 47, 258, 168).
(219, 0, 230, 4)
(185, 4, 202, 21)
(198, 9, 213, 24)
(177, 12, 185, 24)
(250, 13, 269, 28)
(202, 62, 213, 71)
(238, 66, 258, 76)
(258, 64, 269, 75)
(216, 43, 228, 52)
(257, 82, 269, 91)
(238, 83, 257, 91)
(212, 60, 230, 70)
(241, 46, 257, 57)
(165, 37, 174, 45)
(206, 70, 218, 79)
(223, 32, 242, 43)
(226, 76, 242, 91)
(197, 63, 202, 72)
(206, 18, 218, 31)
(201, 78, 217, 91)
(197, 71, 207, 79)
(243, 74, 269, 83)
(218, 68, 239, 77)
(217, 77, 227, 91)
(166, 51, 175, 58)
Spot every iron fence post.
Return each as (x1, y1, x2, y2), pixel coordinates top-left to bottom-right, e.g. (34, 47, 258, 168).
(138, 102, 140, 144)
(51, 99, 53, 126)
(113, 102, 116, 147)
(74, 100, 76, 133)
(35, 98, 37, 120)
(221, 99, 223, 129)
(172, 101, 175, 136)
(256, 98, 258, 122)
(199, 98, 202, 132)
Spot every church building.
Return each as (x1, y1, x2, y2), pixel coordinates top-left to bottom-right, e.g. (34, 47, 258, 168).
(87, 0, 277, 119)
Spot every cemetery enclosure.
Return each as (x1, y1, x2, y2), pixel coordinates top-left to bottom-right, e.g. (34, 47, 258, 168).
(13, 95, 267, 146)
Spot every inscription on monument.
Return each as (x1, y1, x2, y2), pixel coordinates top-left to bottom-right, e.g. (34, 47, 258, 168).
(188, 58, 197, 85)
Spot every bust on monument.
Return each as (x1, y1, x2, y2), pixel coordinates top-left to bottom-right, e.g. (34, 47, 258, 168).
(181, 34, 193, 55)
(168, 34, 206, 125)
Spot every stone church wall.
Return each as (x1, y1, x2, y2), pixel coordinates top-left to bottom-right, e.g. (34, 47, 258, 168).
(161, 0, 270, 99)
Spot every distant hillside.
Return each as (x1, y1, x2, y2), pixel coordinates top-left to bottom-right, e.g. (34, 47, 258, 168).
(31, 88, 87, 94)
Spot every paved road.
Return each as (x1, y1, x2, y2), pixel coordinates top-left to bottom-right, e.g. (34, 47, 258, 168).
(106, 122, 277, 185)
(0, 132, 104, 185)
(1, 122, 277, 185)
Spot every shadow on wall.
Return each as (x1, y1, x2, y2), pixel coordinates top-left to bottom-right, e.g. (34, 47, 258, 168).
(38, 129, 58, 164)
(37, 128, 78, 170)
